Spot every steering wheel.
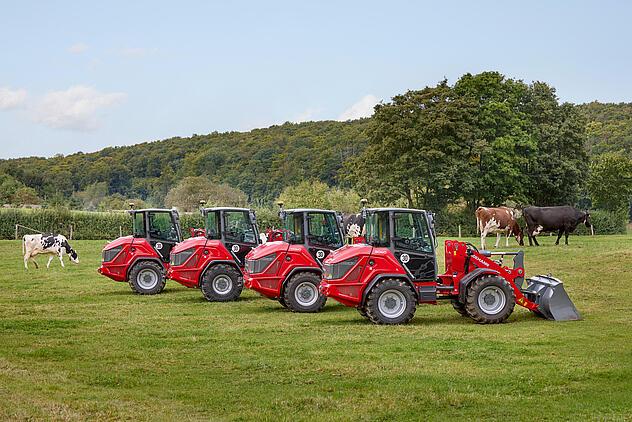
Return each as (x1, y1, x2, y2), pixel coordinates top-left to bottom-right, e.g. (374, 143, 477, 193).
(465, 242, 479, 253)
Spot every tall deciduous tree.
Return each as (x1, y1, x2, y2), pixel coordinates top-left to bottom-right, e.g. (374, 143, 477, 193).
(588, 152, 632, 211)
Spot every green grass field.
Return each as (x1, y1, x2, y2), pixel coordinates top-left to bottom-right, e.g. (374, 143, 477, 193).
(1, 235, 632, 421)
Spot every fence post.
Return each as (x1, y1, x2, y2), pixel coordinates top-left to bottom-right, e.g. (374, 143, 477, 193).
(458, 225, 461, 238)
(69, 225, 73, 240)
(15, 224, 18, 240)
(119, 226, 123, 237)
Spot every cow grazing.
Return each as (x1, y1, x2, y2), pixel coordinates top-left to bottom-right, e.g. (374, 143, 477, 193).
(342, 213, 365, 242)
(23, 234, 79, 269)
(476, 206, 524, 249)
(523, 206, 592, 246)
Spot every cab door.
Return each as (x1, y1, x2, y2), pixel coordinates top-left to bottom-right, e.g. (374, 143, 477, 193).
(147, 211, 181, 262)
(222, 210, 259, 266)
(391, 211, 436, 281)
(306, 212, 343, 264)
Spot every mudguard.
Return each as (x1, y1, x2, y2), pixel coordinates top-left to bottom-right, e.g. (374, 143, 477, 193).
(458, 267, 500, 303)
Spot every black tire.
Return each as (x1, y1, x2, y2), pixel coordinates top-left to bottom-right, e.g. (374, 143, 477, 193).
(283, 272, 326, 313)
(278, 296, 288, 309)
(451, 299, 468, 317)
(465, 275, 515, 324)
(365, 279, 416, 325)
(128, 261, 166, 295)
(200, 264, 243, 302)
(357, 305, 369, 319)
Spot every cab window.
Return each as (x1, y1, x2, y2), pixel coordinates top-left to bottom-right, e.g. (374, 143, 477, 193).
(307, 212, 342, 248)
(283, 213, 304, 244)
(132, 212, 146, 238)
(224, 211, 256, 244)
(205, 211, 221, 240)
(365, 212, 390, 247)
(393, 212, 432, 253)
(148, 212, 179, 242)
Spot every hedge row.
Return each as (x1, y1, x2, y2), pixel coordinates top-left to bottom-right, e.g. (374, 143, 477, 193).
(0, 207, 627, 241)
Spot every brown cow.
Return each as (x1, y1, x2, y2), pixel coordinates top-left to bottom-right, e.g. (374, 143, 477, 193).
(475, 206, 524, 249)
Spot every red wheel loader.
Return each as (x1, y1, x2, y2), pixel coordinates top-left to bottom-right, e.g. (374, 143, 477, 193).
(243, 204, 345, 312)
(166, 207, 261, 301)
(319, 207, 581, 325)
(98, 208, 182, 295)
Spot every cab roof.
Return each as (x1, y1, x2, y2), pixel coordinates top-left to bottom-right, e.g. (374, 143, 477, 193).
(202, 207, 253, 213)
(127, 208, 177, 214)
(366, 207, 429, 213)
(285, 208, 338, 214)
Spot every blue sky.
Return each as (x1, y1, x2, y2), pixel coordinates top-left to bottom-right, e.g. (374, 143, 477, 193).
(1, 0, 631, 159)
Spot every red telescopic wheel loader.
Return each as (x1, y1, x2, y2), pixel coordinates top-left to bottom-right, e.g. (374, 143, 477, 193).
(99, 208, 183, 295)
(243, 203, 345, 312)
(319, 206, 581, 325)
(166, 207, 261, 302)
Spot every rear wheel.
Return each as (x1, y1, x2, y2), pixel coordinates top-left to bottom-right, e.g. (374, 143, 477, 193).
(201, 264, 243, 302)
(465, 275, 515, 324)
(283, 272, 326, 313)
(357, 305, 369, 319)
(365, 279, 416, 325)
(451, 299, 468, 317)
(128, 261, 166, 295)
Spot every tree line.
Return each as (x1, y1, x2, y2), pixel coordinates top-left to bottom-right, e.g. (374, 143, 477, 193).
(0, 71, 631, 224)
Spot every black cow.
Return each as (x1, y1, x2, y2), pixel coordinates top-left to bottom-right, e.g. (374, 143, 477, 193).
(523, 206, 592, 246)
(342, 213, 365, 241)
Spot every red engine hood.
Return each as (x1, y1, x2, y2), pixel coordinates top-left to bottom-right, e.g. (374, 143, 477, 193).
(103, 235, 134, 250)
(324, 244, 373, 264)
(171, 236, 206, 254)
(246, 241, 289, 259)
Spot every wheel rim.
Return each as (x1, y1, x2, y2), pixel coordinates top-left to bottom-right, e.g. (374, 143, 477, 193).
(137, 269, 159, 290)
(477, 286, 507, 315)
(294, 282, 318, 306)
(377, 289, 406, 318)
(212, 275, 233, 295)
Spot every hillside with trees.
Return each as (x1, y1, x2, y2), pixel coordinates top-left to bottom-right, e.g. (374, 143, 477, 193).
(1, 71, 631, 228)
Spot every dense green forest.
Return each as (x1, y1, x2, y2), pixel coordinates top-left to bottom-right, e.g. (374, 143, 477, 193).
(1, 72, 631, 224)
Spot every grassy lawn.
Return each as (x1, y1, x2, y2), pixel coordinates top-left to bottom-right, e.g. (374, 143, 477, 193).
(1, 235, 631, 420)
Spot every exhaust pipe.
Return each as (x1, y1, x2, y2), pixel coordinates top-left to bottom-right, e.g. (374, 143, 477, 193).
(522, 275, 581, 321)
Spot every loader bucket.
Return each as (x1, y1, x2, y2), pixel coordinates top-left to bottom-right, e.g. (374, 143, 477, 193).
(522, 275, 581, 321)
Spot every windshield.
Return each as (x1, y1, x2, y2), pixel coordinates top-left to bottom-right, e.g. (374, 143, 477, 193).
(148, 212, 179, 242)
(132, 212, 146, 237)
(224, 211, 257, 244)
(365, 212, 390, 247)
(205, 211, 221, 240)
(393, 212, 432, 253)
(282, 212, 304, 244)
(307, 212, 342, 248)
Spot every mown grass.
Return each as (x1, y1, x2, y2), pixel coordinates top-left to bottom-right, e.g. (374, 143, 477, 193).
(1, 235, 631, 421)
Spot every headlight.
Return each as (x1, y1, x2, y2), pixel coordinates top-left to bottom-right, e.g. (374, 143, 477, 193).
(171, 248, 195, 266)
(245, 253, 276, 274)
(323, 257, 358, 280)
(102, 246, 122, 262)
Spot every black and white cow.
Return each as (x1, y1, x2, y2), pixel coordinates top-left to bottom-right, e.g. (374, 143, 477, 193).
(342, 213, 365, 242)
(523, 206, 592, 246)
(23, 234, 79, 269)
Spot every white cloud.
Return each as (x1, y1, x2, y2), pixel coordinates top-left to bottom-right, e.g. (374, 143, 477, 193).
(338, 94, 379, 121)
(292, 107, 321, 123)
(0, 87, 28, 110)
(34, 85, 126, 131)
(120, 47, 157, 58)
(68, 43, 89, 54)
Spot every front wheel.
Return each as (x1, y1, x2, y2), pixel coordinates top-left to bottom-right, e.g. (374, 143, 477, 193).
(365, 279, 416, 325)
(283, 272, 326, 313)
(200, 264, 243, 302)
(451, 299, 468, 317)
(465, 275, 515, 324)
(128, 261, 166, 295)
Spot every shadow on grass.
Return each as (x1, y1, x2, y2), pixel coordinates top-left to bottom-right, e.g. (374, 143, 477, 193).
(246, 302, 350, 315)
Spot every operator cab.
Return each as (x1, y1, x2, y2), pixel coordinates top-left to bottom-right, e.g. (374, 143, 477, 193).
(364, 208, 437, 281)
(130, 208, 182, 262)
(279, 207, 344, 263)
(202, 207, 260, 265)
